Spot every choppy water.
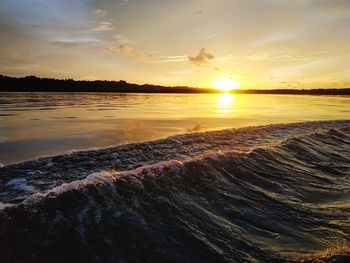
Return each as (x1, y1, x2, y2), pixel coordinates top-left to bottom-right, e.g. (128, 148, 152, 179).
(0, 92, 349, 164)
(0, 120, 350, 262)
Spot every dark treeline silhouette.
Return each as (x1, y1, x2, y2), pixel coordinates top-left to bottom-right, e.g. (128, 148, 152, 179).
(237, 88, 350, 95)
(1, 75, 349, 95)
(0, 75, 210, 93)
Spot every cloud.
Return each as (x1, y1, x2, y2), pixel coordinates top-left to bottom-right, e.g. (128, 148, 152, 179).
(90, 8, 114, 32)
(113, 34, 131, 44)
(105, 44, 215, 65)
(51, 40, 99, 49)
(245, 52, 312, 62)
(154, 55, 188, 63)
(105, 44, 189, 64)
(91, 21, 114, 31)
(94, 9, 107, 17)
(119, 44, 144, 56)
(189, 48, 215, 66)
(104, 44, 155, 59)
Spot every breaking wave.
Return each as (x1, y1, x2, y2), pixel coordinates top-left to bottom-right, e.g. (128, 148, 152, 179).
(0, 120, 350, 262)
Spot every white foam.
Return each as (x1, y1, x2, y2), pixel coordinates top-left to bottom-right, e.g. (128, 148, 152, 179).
(6, 178, 35, 193)
(49, 171, 116, 195)
(120, 160, 182, 177)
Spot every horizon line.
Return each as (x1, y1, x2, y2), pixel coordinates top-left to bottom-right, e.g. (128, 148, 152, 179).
(1, 74, 350, 92)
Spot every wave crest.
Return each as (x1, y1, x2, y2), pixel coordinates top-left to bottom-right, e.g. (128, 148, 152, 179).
(0, 121, 350, 262)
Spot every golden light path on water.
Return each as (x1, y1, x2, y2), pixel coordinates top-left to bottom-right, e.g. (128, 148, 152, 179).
(216, 93, 235, 114)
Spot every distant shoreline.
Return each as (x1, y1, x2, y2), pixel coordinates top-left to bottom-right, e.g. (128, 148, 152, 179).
(1, 75, 349, 95)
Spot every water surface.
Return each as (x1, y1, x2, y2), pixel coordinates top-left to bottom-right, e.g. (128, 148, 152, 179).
(0, 92, 349, 164)
(1, 120, 350, 262)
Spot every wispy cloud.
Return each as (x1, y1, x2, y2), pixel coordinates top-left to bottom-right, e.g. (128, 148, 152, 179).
(245, 52, 311, 62)
(154, 55, 188, 63)
(89, 8, 114, 32)
(104, 44, 155, 59)
(105, 44, 188, 63)
(50, 40, 99, 49)
(189, 48, 215, 66)
(94, 9, 107, 17)
(113, 34, 131, 44)
(119, 44, 154, 58)
(91, 21, 114, 32)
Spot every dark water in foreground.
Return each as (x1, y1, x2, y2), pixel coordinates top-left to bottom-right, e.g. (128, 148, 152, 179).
(0, 120, 349, 262)
(0, 92, 349, 164)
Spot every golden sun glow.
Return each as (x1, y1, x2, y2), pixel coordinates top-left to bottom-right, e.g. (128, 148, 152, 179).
(213, 77, 240, 92)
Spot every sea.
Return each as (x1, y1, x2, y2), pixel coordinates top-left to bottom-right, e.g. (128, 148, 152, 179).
(0, 92, 349, 262)
(0, 92, 349, 164)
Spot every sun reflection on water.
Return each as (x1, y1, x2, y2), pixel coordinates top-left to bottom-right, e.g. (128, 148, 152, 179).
(217, 93, 235, 113)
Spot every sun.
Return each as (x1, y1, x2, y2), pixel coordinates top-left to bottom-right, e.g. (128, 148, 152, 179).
(213, 76, 240, 92)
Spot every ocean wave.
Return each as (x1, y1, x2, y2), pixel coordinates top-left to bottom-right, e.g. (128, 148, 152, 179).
(0, 120, 349, 262)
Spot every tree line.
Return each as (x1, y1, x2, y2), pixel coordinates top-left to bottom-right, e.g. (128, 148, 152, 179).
(0, 75, 349, 95)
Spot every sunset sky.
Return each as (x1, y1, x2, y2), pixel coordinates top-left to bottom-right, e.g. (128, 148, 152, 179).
(0, 0, 349, 89)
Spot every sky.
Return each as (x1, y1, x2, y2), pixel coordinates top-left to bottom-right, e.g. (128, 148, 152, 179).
(0, 0, 349, 89)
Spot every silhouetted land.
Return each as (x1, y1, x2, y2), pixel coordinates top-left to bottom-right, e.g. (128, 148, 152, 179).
(1, 75, 349, 95)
